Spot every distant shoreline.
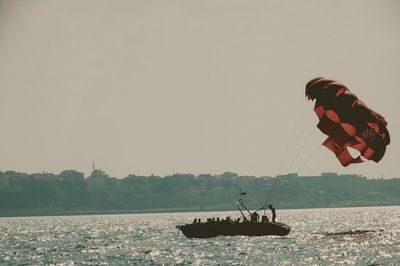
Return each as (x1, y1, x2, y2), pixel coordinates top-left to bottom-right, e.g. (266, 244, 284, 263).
(1, 202, 399, 218)
(2, 171, 400, 218)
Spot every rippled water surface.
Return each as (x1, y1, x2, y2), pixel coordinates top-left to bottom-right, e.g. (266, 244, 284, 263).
(1, 206, 400, 265)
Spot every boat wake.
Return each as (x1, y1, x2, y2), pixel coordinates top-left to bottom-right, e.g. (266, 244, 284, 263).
(325, 229, 383, 237)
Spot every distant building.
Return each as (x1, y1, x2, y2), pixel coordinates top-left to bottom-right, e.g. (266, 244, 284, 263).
(321, 172, 338, 177)
(277, 173, 298, 178)
(88, 163, 109, 179)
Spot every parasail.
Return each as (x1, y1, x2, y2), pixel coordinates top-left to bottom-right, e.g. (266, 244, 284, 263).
(305, 77, 390, 167)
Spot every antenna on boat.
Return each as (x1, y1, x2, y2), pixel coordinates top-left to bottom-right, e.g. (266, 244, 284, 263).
(236, 189, 252, 221)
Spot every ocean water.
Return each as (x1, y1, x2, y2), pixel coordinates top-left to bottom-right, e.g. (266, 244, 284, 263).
(0, 206, 399, 265)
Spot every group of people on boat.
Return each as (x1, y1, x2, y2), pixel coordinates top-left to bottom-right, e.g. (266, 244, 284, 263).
(192, 217, 236, 224)
(192, 204, 277, 224)
(250, 204, 276, 223)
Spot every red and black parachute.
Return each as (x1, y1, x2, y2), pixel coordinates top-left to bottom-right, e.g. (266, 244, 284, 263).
(306, 77, 390, 166)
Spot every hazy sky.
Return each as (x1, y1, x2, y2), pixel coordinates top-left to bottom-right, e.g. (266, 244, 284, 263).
(0, 0, 399, 178)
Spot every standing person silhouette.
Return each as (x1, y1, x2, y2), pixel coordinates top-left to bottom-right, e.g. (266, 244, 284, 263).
(268, 204, 276, 223)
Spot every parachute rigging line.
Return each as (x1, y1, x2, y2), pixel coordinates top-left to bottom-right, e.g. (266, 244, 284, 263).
(296, 145, 323, 174)
(277, 100, 310, 174)
(283, 114, 317, 174)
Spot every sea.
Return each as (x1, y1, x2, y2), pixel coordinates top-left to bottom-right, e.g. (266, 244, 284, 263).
(0, 206, 399, 265)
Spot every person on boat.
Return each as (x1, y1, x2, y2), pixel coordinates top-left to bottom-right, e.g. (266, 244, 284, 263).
(261, 215, 269, 223)
(250, 212, 259, 222)
(193, 218, 197, 224)
(268, 204, 276, 223)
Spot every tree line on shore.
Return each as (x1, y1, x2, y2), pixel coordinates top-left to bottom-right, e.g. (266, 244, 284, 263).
(0, 169, 399, 215)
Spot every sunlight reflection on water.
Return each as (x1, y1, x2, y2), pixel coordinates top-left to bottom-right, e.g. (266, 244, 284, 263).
(0, 206, 399, 265)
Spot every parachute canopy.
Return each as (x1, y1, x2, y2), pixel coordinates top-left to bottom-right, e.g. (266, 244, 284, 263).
(306, 77, 390, 167)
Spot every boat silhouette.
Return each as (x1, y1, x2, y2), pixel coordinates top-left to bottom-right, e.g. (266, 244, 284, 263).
(176, 191, 291, 238)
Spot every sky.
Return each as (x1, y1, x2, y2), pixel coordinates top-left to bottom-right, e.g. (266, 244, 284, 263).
(0, 0, 399, 178)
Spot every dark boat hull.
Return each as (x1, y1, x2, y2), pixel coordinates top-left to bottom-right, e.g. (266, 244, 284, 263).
(177, 222, 291, 238)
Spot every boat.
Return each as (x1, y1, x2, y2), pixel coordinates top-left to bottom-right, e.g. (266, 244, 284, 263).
(176, 191, 291, 238)
(177, 220, 291, 238)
